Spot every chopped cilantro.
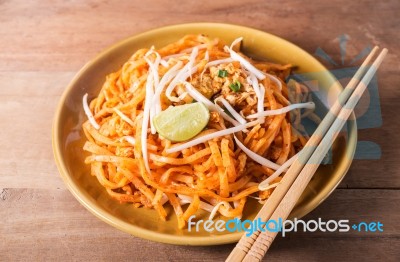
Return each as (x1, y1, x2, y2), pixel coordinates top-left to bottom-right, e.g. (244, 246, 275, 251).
(218, 69, 228, 78)
(229, 81, 241, 92)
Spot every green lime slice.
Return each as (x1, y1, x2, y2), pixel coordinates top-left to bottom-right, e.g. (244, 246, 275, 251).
(153, 102, 210, 142)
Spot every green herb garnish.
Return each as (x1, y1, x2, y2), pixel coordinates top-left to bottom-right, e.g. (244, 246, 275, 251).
(218, 69, 228, 78)
(229, 81, 241, 92)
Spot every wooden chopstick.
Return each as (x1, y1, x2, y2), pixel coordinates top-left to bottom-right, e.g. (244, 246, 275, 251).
(243, 48, 388, 261)
(226, 46, 378, 262)
(242, 47, 388, 261)
(226, 46, 387, 262)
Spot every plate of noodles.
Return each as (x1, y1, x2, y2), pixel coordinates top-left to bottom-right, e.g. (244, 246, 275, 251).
(52, 23, 357, 245)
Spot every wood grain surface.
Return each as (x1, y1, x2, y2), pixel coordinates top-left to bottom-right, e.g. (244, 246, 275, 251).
(1, 0, 399, 261)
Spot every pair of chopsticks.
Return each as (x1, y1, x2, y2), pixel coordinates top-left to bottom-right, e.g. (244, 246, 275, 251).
(226, 46, 388, 262)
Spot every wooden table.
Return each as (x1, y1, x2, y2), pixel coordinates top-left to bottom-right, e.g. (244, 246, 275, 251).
(1, 0, 399, 261)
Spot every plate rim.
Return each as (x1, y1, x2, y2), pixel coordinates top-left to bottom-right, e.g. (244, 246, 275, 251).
(52, 22, 357, 246)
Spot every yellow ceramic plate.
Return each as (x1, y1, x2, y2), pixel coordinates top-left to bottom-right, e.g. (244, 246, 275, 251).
(52, 23, 356, 245)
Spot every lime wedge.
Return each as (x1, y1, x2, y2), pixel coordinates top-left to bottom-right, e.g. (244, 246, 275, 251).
(153, 102, 210, 142)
